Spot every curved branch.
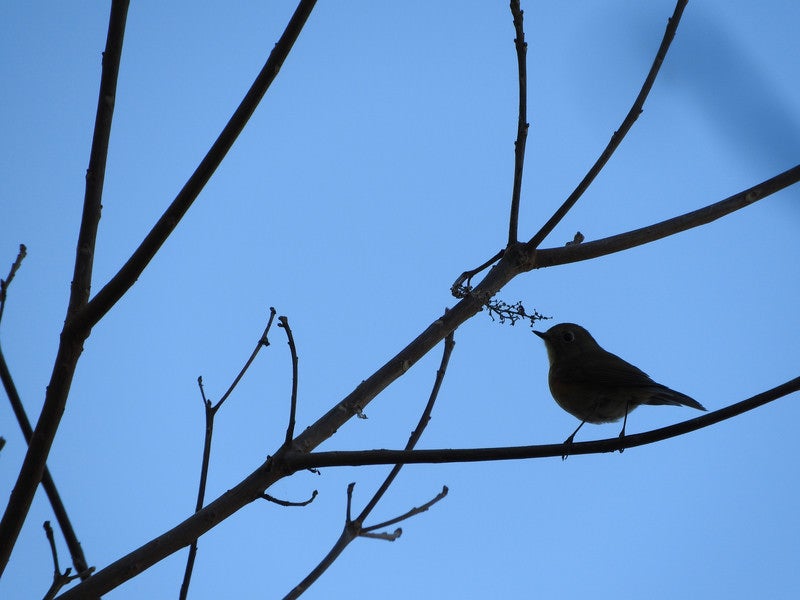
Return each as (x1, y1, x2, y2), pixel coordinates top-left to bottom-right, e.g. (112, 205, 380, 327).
(532, 163, 800, 268)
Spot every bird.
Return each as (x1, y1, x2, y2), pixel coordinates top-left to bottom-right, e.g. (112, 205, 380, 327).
(533, 322, 706, 456)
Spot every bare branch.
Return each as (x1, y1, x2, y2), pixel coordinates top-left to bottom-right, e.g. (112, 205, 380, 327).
(0, 1, 130, 574)
(0, 244, 27, 324)
(1, 246, 92, 579)
(357, 332, 455, 519)
(359, 529, 402, 542)
(362, 486, 449, 534)
(508, 0, 529, 244)
(287, 376, 800, 469)
(279, 316, 300, 446)
(451, 248, 505, 298)
(74, 1, 318, 333)
(286, 333, 455, 598)
(532, 163, 800, 268)
(0, 350, 93, 580)
(180, 307, 278, 599)
(215, 307, 277, 410)
(526, 0, 688, 251)
(261, 490, 318, 507)
(42, 521, 94, 600)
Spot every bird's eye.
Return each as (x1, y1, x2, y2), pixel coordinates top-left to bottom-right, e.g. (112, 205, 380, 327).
(562, 331, 575, 343)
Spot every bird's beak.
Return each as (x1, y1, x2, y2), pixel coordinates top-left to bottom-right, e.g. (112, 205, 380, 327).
(533, 330, 546, 340)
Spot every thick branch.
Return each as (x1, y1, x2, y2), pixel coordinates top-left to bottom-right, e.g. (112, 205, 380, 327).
(0, 0, 129, 574)
(532, 163, 800, 268)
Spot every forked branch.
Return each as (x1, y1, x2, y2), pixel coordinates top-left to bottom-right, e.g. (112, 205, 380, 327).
(526, 0, 689, 250)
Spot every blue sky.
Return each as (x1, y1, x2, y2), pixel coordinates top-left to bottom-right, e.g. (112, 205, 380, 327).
(1, 2, 799, 598)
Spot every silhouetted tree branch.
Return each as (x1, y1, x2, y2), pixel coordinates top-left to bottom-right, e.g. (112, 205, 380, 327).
(179, 308, 277, 600)
(0, 246, 93, 581)
(0, 0, 130, 573)
(285, 332, 454, 599)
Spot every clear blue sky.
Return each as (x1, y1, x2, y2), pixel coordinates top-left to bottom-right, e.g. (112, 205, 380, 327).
(2, 2, 799, 598)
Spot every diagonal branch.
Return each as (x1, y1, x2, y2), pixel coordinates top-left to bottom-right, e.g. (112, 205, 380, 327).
(0, 352, 93, 580)
(532, 163, 800, 268)
(357, 332, 455, 519)
(361, 486, 449, 535)
(0, 0, 129, 574)
(526, 0, 688, 251)
(72, 0, 318, 334)
(1, 245, 93, 580)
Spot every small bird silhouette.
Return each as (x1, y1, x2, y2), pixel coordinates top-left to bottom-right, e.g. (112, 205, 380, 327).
(534, 323, 706, 456)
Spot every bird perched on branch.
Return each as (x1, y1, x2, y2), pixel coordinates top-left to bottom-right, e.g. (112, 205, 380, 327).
(533, 323, 706, 456)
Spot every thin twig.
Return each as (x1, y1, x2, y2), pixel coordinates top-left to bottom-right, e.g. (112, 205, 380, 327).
(508, 0, 529, 245)
(285, 333, 455, 599)
(0, 1, 130, 575)
(179, 308, 279, 600)
(261, 490, 318, 507)
(451, 249, 506, 298)
(357, 332, 455, 520)
(0, 244, 27, 324)
(362, 486, 449, 534)
(42, 521, 94, 600)
(279, 316, 300, 446)
(526, 0, 689, 251)
(215, 307, 277, 410)
(45, 521, 64, 584)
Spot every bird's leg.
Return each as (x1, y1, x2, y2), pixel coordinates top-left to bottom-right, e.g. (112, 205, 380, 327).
(617, 401, 630, 454)
(562, 420, 585, 460)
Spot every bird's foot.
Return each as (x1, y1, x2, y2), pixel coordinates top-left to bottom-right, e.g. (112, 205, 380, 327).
(561, 434, 576, 461)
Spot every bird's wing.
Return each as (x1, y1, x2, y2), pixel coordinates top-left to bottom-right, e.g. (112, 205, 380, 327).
(551, 351, 706, 411)
(550, 350, 654, 388)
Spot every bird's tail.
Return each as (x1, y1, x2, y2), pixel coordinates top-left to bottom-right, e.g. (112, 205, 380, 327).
(646, 385, 706, 411)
